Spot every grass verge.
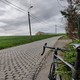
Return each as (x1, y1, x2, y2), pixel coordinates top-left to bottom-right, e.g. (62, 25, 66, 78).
(58, 39, 80, 80)
(0, 34, 62, 49)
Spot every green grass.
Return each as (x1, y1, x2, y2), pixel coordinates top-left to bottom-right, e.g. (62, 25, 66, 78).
(64, 39, 80, 64)
(0, 34, 62, 49)
(60, 34, 69, 39)
(58, 39, 80, 80)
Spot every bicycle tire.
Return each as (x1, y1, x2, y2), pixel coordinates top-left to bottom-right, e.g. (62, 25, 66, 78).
(48, 62, 56, 80)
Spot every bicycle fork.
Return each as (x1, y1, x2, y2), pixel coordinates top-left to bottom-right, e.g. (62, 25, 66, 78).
(48, 50, 62, 80)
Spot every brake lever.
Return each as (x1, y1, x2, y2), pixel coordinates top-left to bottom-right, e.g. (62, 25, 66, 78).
(41, 43, 47, 56)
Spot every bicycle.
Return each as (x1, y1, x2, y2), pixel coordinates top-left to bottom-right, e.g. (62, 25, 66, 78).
(41, 43, 66, 80)
(41, 43, 80, 80)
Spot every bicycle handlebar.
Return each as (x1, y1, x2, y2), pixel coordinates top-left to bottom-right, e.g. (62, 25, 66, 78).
(41, 43, 47, 56)
(41, 43, 68, 56)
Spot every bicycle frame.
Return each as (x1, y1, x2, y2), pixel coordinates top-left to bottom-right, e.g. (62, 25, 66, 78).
(41, 43, 80, 80)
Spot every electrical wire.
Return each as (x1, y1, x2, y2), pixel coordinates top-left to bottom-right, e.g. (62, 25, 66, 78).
(5, 0, 30, 8)
(5, 0, 29, 12)
(30, 15, 48, 25)
(0, 0, 28, 14)
(57, 0, 67, 8)
(30, 14, 49, 24)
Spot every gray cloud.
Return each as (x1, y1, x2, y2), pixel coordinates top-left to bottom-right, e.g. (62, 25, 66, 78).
(0, 15, 28, 26)
(0, 0, 68, 35)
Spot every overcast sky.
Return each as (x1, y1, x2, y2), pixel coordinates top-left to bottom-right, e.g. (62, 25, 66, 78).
(0, 0, 68, 36)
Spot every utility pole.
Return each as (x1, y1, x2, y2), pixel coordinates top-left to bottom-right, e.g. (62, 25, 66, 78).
(55, 25, 57, 34)
(28, 11, 31, 38)
(28, 6, 33, 40)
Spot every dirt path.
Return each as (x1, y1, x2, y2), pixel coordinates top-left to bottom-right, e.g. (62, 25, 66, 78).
(36, 39, 71, 80)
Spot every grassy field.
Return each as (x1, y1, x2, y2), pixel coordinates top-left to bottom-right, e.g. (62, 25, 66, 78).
(0, 34, 64, 49)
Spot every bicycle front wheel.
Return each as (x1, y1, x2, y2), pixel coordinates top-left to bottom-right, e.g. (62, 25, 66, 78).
(48, 63, 56, 80)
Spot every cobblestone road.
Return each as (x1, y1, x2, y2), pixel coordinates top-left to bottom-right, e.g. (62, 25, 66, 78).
(0, 36, 60, 80)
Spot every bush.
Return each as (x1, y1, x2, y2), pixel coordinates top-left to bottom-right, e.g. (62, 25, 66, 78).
(58, 40, 80, 79)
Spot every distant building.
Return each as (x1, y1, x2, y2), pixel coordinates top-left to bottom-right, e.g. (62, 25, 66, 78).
(35, 31, 54, 35)
(36, 31, 46, 35)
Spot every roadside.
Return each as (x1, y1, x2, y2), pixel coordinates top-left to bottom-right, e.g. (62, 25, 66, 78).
(35, 39, 72, 80)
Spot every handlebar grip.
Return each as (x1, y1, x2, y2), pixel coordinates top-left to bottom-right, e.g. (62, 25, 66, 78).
(41, 43, 47, 56)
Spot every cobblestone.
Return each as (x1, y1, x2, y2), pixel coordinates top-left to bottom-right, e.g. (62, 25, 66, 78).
(0, 37, 60, 80)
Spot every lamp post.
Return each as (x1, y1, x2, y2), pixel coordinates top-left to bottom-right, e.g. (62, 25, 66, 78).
(28, 6, 33, 39)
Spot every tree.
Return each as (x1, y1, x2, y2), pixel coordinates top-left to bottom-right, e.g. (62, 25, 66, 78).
(60, 0, 80, 40)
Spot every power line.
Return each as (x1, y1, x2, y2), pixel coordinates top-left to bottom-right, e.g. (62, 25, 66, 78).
(5, 0, 29, 12)
(57, 0, 67, 8)
(1, 0, 33, 14)
(30, 15, 49, 26)
(30, 15, 43, 23)
(0, 0, 28, 14)
(30, 14, 49, 24)
(5, 0, 29, 8)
